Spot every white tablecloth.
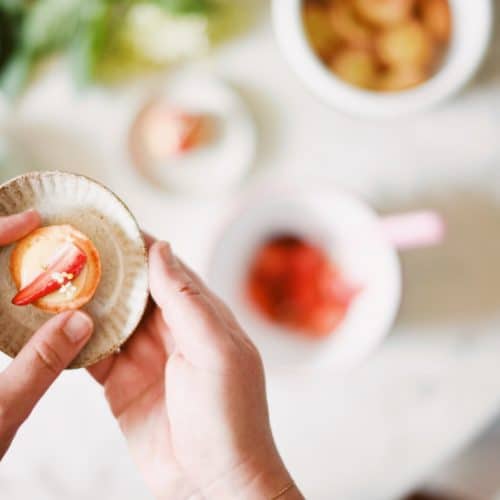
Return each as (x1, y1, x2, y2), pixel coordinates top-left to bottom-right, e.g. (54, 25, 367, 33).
(2, 3, 500, 498)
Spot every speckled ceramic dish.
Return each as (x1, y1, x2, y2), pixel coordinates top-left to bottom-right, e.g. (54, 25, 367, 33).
(0, 171, 149, 368)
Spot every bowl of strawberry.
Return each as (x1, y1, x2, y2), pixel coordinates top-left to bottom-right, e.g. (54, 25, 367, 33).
(208, 183, 444, 371)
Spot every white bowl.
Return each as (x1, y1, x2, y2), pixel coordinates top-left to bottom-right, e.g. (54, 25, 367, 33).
(272, 0, 493, 117)
(208, 185, 402, 372)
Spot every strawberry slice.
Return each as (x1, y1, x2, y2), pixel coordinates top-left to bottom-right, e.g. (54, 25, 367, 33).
(176, 113, 204, 153)
(142, 107, 205, 159)
(12, 243, 87, 306)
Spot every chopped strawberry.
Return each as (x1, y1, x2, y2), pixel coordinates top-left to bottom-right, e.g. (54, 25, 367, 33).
(252, 243, 288, 279)
(304, 304, 346, 337)
(12, 243, 87, 306)
(319, 263, 360, 306)
(247, 235, 360, 338)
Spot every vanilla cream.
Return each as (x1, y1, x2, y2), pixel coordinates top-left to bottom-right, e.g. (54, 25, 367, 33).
(18, 233, 88, 305)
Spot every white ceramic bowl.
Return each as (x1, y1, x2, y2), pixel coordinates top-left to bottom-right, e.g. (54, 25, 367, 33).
(272, 0, 493, 117)
(208, 185, 402, 372)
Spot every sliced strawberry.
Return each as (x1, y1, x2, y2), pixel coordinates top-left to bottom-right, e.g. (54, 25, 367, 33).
(12, 243, 87, 306)
(177, 113, 205, 153)
(154, 109, 204, 156)
(247, 235, 361, 338)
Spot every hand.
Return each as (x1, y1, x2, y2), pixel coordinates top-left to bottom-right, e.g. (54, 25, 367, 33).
(89, 240, 303, 500)
(0, 210, 94, 459)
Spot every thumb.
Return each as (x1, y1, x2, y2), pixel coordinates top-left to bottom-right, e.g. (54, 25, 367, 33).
(0, 311, 93, 437)
(149, 241, 228, 365)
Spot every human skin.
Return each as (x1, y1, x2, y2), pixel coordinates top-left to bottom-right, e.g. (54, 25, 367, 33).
(88, 240, 303, 499)
(0, 211, 302, 499)
(0, 210, 94, 459)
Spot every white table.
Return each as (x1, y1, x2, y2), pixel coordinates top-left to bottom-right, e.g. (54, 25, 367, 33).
(2, 3, 500, 498)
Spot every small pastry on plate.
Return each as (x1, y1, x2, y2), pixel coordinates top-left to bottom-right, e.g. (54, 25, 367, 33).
(10, 225, 102, 313)
(0, 171, 149, 368)
(127, 74, 256, 195)
(130, 102, 210, 164)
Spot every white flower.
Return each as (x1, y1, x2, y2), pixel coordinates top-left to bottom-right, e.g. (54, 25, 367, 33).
(121, 4, 210, 64)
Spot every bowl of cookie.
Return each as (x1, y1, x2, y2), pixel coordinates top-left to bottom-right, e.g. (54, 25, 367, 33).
(272, 0, 492, 117)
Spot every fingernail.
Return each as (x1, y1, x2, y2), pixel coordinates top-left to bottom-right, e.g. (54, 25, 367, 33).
(20, 209, 41, 226)
(63, 311, 93, 343)
(158, 241, 176, 266)
(23, 208, 40, 219)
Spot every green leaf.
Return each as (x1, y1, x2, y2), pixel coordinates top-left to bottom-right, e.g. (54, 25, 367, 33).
(0, 49, 32, 97)
(0, 6, 22, 71)
(69, 0, 110, 86)
(153, 0, 214, 14)
(22, 0, 83, 55)
(0, 0, 29, 14)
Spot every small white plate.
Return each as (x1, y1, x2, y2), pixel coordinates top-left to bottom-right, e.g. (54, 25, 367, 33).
(127, 73, 257, 195)
(208, 184, 402, 372)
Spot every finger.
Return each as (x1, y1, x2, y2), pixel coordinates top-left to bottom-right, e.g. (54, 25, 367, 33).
(121, 301, 173, 355)
(141, 231, 155, 251)
(87, 300, 165, 385)
(176, 259, 211, 296)
(0, 311, 93, 428)
(87, 355, 117, 385)
(0, 210, 40, 246)
(177, 258, 234, 312)
(149, 241, 228, 363)
(177, 258, 257, 356)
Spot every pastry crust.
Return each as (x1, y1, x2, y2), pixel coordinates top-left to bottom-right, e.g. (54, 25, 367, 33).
(10, 225, 102, 314)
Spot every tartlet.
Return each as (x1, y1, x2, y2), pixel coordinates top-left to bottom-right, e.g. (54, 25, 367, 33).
(0, 171, 149, 368)
(10, 225, 102, 314)
(130, 102, 209, 164)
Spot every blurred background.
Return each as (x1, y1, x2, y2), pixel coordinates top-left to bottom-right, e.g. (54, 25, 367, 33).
(1, 0, 500, 498)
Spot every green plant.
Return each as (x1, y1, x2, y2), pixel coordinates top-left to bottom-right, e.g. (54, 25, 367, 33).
(0, 0, 216, 96)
